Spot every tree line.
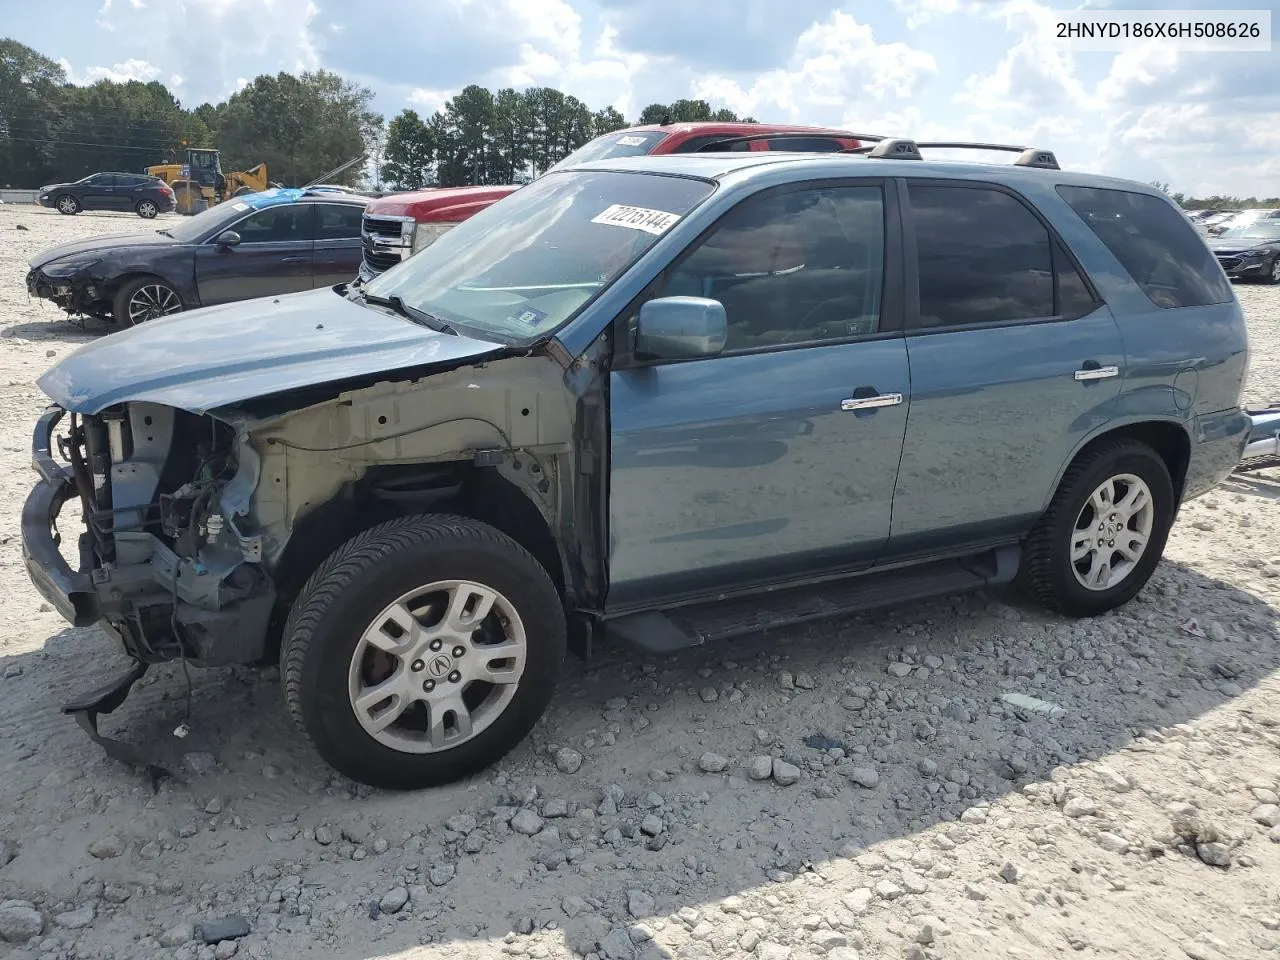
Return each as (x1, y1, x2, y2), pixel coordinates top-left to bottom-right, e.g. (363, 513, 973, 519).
(1, 37, 754, 193)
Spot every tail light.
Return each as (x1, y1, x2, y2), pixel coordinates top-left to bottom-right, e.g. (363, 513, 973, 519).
(158, 183, 173, 196)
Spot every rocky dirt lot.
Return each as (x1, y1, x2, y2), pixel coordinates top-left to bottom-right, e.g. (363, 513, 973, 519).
(1, 205, 1280, 960)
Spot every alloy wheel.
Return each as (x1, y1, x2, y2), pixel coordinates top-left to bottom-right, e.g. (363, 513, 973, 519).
(1069, 473, 1155, 591)
(127, 284, 182, 324)
(347, 579, 527, 754)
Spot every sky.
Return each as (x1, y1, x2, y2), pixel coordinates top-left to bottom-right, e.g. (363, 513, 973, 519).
(2, 0, 1278, 197)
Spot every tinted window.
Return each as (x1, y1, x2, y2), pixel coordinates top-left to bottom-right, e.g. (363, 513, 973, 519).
(235, 204, 313, 243)
(664, 185, 885, 351)
(764, 136, 843, 152)
(909, 184, 1055, 327)
(1054, 240, 1099, 320)
(315, 203, 364, 240)
(82, 173, 111, 185)
(1056, 185, 1233, 308)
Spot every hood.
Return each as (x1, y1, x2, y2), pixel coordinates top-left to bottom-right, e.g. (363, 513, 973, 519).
(38, 287, 508, 415)
(369, 184, 520, 221)
(29, 231, 177, 270)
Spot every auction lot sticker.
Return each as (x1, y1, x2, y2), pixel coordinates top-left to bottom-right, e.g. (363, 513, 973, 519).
(591, 204, 681, 235)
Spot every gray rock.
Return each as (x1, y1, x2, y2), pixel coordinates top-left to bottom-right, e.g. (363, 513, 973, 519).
(772, 759, 801, 786)
(88, 834, 126, 859)
(1097, 832, 1129, 854)
(428, 862, 456, 886)
(314, 826, 334, 846)
(778, 672, 796, 691)
(543, 798, 569, 818)
(1063, 797, 1098, 818)
(998, 861, 1019, 883)
(847, 767, 880, 789)
(698, 752, 729, 773)
(795, 672, 817, 690)
(916, 924, 936, 945)
(215, 941, 239, 960)
(887, 663, 912, 678)
(757, 942, 792, 960)
(555, 748, 585, 774)
(640, 815, 664, 837)
(511, 809, 544, 836)
(446, 814, 478, 835)
(873, 880, 903, 900)
(698, 687, 719, 703)
(1251, 804, 1280, 828)
(183, 752, 217, 776)
(960, 806, 988, 824)
(204, 798, 224, 814)
(600, 927, 637, 960)
(747, 756, 774, 781)
(0, 838, 14, 868)
(160, 921, 196, 947)
(1197, 842, 1232, 868)
(562, 896, 588, 919)
(379, 887, 409, 914)
(53, 905, 94, 930)
(628, 890, 656, 918)
(2, 664, 21, 679)
(841, 889, 873, 915)
(198, 916, 250, 944)
(965, 883, 987, 901)
(564, 915, 611, 955)
(0, 902, 44, 943)
(917, 759, 938, 777)
(1095, 766, 1132, 792)
(811, 930, 846, 951)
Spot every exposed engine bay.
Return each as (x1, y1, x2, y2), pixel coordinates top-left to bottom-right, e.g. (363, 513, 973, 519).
(68, 402, 274, 666)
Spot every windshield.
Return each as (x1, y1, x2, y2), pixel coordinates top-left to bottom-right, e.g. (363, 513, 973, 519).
(361, 169, 714, 343)
(161, 202, 242, 242)
(1222, 222, 1280, 240)
(545, 130, 668, 175)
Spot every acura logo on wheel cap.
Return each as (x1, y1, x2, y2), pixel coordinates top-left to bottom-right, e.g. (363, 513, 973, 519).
(426, 654, 454, 679)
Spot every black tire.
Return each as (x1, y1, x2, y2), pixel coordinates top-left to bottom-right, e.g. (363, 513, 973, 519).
(55, 194, 80, 215)
(112, 276, 183, 327)
(1019, 438, 1175, 618)
(281, 514, 565, 790)
(1265, 258, 1280, 285)
(136, 199, 158, 219)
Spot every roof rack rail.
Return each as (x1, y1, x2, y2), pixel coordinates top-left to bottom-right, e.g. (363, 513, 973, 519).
(693, 131, 888, 152)
(842, 139, 1060, 170)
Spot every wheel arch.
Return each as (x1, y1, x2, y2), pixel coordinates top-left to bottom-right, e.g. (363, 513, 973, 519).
(263, 461, 569, 662)
(1045, 418, 1192, 512)
(105, 269, 196, 311)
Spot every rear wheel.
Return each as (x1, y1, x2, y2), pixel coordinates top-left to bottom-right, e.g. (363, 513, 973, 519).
(136, 199, 158, 219)
(1020, 439, 1175, 617)
(1266, 258, 1280, 285)
(112, 276, 183, 327)
(55, 195, 79, 215)
(282, 514, 565, 789)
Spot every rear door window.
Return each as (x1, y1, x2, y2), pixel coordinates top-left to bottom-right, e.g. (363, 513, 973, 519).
(315, 203, 365, 240)
(235, 204, 315, 244)
(1056, 185, 1233, 308)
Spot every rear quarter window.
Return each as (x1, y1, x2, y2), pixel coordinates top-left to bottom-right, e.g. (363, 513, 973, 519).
(1056, 185, 1233, 309)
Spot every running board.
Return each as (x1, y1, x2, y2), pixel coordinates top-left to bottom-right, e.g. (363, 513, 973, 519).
(606, 546, 1020, 653)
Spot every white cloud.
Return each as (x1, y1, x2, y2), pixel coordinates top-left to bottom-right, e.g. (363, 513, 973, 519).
(692, 11, 936, 122)
(57, 56, 161, 85)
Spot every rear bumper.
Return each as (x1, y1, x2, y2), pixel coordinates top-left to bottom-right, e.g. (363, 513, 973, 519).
(21, 407, 100, 627)
(1184, 407, 1251, 500)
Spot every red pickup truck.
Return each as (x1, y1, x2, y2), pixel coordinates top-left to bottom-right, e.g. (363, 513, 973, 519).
(358, 121, 870, 280)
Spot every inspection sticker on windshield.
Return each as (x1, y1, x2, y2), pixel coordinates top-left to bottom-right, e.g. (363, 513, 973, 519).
(591, 204, 681, 236)
(616, 135, 648, 146)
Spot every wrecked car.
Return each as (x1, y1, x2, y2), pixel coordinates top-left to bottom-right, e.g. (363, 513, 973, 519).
(23, 143, 1250, 789)
(25, 187, 367, 327)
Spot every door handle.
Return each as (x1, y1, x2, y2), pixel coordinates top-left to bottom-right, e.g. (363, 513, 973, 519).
(841, 392, 903, 411)
(1073, 364, 1119, 382)
(280, 256, 308, 263)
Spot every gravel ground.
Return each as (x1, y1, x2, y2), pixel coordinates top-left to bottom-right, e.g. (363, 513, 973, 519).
(2, 204, 1280, 960)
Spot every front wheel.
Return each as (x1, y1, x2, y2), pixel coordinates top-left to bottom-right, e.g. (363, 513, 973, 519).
(281, 515, 565, 789)
(55, 195, 80, 215)
(113, 276, 183, 327)
(1019, 439, 1175, 617)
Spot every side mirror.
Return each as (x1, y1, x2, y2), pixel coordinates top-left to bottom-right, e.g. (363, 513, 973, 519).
(635, 296, 727, 361)
(216, 230, 241, 247)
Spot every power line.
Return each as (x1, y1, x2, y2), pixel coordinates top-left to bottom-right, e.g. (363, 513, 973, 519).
(2, 135, 183, 152)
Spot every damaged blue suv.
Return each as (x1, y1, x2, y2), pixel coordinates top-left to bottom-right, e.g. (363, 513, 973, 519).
(21, 138, 1250, 789)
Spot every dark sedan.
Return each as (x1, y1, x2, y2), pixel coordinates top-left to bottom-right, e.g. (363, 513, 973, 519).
(1208, 221, 1280, 284)
(27, 188, 368, 327)
(38, 172, 177, 218)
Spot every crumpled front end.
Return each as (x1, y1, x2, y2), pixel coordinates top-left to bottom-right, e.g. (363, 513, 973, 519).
(25, 266, 112, 320)
(21, 402, 275, 667)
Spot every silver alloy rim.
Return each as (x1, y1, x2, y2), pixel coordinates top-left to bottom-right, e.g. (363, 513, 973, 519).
(127, 284, 181, 323)
(347, 580, 527, 754)
(138, 201, 157, 218)
(1272, 259, 1280, 283)
(1070, 473, 1155, 591)
(57, 196, 76, 214)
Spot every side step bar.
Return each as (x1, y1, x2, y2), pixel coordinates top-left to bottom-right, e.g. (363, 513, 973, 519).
(606, 545, 1020, 654)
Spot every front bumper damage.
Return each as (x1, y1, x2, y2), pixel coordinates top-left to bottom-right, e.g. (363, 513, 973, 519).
(26, 267, 105, 319)
(21, 403, 276, 778)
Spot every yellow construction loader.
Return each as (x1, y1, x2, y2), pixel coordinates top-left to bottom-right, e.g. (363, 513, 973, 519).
(146, 147, 270, 215)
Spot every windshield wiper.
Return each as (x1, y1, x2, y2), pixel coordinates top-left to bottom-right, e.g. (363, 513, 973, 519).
(362, 292, 456, 334)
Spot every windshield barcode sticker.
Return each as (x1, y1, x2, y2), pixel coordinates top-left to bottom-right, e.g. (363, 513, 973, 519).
(616, 135, 648, 146)
(591, 204, 681, 235)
